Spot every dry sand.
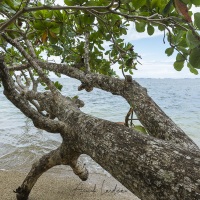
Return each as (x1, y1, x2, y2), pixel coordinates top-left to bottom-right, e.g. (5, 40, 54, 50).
(0, 168, 140, 200)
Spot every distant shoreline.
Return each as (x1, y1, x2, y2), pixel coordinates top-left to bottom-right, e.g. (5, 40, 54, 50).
(51, 76, 200, 80)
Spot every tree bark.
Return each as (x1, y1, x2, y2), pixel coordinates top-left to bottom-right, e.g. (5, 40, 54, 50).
(39, 61, 199, 150)
(1, 58, 200, 200)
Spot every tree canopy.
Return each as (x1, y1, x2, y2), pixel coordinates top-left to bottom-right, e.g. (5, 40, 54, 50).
(0, 0, 200, 81)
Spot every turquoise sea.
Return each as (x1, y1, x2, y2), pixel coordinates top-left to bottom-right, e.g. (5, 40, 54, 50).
(0, 78, 200, 173)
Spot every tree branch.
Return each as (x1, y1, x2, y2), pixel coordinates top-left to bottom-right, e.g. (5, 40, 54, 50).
(36, 61, 199, 150)
(0, 59, 66, 133)
(0, 4, 110, 32)
(7, 61, 198, 152)
(84, 31, 90, 73)
(1, 33, 59, 96)
(25, 39, 37, 59)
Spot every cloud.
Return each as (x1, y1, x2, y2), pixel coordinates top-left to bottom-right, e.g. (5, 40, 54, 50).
(192, 6, 200, 14)
(113, 60, 200, 79)
(122, 23, 163, 42)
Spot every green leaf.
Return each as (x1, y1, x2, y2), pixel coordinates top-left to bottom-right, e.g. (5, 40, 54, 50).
(186, 30, 200, 49)
(132, 0, 146, 9)
(129, 69, 133, 75)
(176, 46, 188, 55)
(72, 95, 79, 99)
(54, 10, 63, 20)
(174, 53, 185, 71)
(189, 47, 200, 69)
(190, 67, 198, 75)
(55, 72, 61, 77)
(48, 31, 58, 44)
(133, 125, 148, 134)
(54, 81, 63, 91)
(45, 10, 54, 19)
(33, 11, 44, 18)
(174, 61, 184, 71)
(162, 0, 173, 16)
(105, 50, 110, 55)
(125, 58, 133, 67)
(165, 47, 174, 56)
(121, 28, 127, 35)
(64, 0, 74, 6)
(64, 0, 87, 6)
(147, 24, 154, 36)
(33, 21, 46, 30)
(158, 24, 165, 31)
(178, 39, 188, 47)
(181, 0, 189, 3)
(50, 27, 60, 34)
(51, 45, 63, 56)
(191, 0, 200, 6)
(135, 21, 146, 33)
(97, 43, 105, 51)
(187, 63, 198, 75)
(4, 0, 16, 10)
(176, 53, 185, 62)
(174, 31, 185, 45)
(194, 13, 200, 30)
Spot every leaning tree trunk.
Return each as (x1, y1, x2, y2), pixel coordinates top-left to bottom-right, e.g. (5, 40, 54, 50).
(0, 58, 200, 200)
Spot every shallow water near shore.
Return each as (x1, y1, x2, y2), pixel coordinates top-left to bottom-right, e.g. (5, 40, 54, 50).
(0, 78, 200, 174)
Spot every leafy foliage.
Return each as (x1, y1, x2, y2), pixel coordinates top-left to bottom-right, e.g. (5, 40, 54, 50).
(0, 0, 200, 79)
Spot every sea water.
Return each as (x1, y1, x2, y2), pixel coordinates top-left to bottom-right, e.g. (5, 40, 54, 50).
(0, 78, 199, 173)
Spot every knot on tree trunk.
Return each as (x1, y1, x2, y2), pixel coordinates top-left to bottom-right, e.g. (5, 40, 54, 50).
(78, 82, 93, 92)
(14, 186, 29, 200)
(0, 55, 5, 64)
(13, 145, 89, 200)
(71, 97, 85, 108)
(70, 161, 88, 181)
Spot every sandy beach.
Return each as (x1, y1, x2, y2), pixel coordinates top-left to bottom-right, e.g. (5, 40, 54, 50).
(0, 168, 139, 200)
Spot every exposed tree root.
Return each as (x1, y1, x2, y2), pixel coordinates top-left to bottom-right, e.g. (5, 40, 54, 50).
(14, 146, 88, 200)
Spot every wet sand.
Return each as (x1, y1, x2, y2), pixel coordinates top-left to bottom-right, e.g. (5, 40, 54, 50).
(0, 168, 140, 200)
